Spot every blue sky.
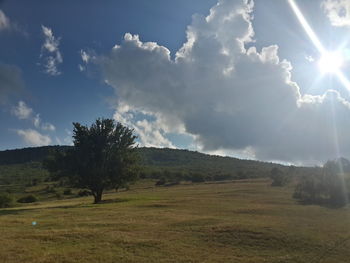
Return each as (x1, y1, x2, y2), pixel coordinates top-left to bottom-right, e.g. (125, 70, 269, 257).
(2, 0, 350, 164)
(0, 0, 216, 149)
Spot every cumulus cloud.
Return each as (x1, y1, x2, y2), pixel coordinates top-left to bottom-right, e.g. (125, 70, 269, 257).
(0, 63, 23, 105)
(322, 0, 350, 27)
(40, 25, 63, 76)
(87, 0, 350, 164)
(15, 129, 51, 146)
(114, 103, 175, 148)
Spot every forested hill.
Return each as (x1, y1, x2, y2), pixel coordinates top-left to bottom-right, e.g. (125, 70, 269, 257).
(138, 147, 284, 178)
(0, 146, 285, 179)
(0, 146, 71, 165)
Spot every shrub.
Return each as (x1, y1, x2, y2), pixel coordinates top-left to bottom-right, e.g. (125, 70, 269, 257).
(212, 173, 231, 181)
(63, 189, 72, 195)
(45, 186, 56, 193)
(0, 193, 13, 208)
(270, 167, 288, 186)
(55, 193, 62, 199)
(77, 190, 92, 197)
(165, 181, 180, 187)
(293, 160, 349, 207)
(190, 173, 206, 183)
(155, 177, 166, 186)
(17, 194, 37, 203)
(236, 171, 248, 179)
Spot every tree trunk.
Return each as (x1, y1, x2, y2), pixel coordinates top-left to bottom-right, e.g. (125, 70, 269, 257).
(93, 189, 103, 204)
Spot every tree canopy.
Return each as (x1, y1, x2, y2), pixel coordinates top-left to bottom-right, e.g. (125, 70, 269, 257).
(45, 118, 138, 203)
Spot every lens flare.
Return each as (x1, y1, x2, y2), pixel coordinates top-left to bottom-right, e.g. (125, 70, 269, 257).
(318, 51, 344, 74)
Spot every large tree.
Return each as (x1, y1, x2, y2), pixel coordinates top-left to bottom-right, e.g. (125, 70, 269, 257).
(45, 118, 138, 203)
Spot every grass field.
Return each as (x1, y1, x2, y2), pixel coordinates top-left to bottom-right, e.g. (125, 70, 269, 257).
(1, 179, 350, 262)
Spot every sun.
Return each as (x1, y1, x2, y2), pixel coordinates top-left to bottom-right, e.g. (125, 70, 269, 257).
(318, 51, 344, 74)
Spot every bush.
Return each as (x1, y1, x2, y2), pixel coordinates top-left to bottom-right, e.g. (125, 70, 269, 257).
(155, 177, 166, 186)
(293, 159, 349, 207)
(77, 190, 92, 197)
(270, 167, 288, 186)
(17, 194, 37, 203)
(63, 189, 72, 195)
(0, 193, 13, 208)
(190, 173, 206, 183)
(45, 185, 56, 193)
(212, 173, 231, 181)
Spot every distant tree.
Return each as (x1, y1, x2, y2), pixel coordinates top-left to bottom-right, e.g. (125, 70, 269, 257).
(293, 159, 349, 207)
(0, 193, 13, 208)
(44, 118, 138, 203)
(323, 160, 347, 206)
(270, 167, 287, 186)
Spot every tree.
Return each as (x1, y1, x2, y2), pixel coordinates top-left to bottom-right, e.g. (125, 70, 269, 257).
(293, 159, 349, 207)
(270, 167, 287, 186)
(45, 118, 138, 203)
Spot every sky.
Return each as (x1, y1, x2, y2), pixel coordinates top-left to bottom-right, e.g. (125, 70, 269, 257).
(1, 0, 350, 165)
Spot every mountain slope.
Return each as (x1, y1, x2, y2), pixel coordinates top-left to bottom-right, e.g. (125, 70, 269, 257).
(0, 146, 284, 180)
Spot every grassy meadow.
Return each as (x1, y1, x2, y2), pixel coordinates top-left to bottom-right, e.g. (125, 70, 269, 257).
(1, 179, 350, 262)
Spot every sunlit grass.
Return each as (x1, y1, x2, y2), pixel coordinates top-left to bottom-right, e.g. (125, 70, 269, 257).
(1, 179, 350, 262)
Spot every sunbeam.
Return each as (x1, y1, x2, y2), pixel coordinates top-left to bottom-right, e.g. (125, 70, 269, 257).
(287, 0, 325, 53)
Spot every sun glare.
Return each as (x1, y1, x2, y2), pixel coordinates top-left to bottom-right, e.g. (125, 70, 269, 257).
(318, 51, 344, 74)
(288, 0, 350, 90)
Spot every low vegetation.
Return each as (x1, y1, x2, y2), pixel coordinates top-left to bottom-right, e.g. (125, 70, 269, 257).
(0, 192, 13, 208)
(293, 158, 350, 207)
(17, 194, 38, 203)
(1, 180, 350, 262)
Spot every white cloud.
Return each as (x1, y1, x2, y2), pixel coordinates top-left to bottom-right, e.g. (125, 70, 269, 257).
(0, 9, 26, 34)
(87, 0, 350, 164)
(32, 113, 55, 131)
(15, 129, 51, 146)
(80, 50, 90, 63)
(305, 55, 315, 62)
(12, 102, 56, 132)
(12, 101, 33, 120)
(322, 0, 350, 27)
(41, 122, 55, 131)
(113, 103, 175, 148)
(0, 10, 10, 31)
(40, 25, 63, 76)
(78, 64, 85, 72)
(62, 129, 73, 145)
(33, 114, 41, 128)
(78, 49, 94, 72)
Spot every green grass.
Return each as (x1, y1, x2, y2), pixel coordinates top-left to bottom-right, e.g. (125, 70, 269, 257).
(1, 179, 350, 262)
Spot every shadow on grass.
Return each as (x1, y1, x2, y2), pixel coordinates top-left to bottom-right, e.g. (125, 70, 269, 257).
(97, 198, 132, 204)
(0, 202, 87, 216)
(0, 209, 23, 216)
(296, 199, 347, 209)
(0, 197, 133, 216)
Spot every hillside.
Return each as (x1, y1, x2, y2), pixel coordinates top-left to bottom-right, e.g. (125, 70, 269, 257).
(138, 147, 284, 179)
(0, 146, 285, 182)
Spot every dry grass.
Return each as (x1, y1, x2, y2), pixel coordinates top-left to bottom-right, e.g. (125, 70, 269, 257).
(1, 179, 350, 262)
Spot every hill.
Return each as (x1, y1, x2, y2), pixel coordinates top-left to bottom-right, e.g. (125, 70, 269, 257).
(137, 147, 284, 179)
(0, 146, 285, 182)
